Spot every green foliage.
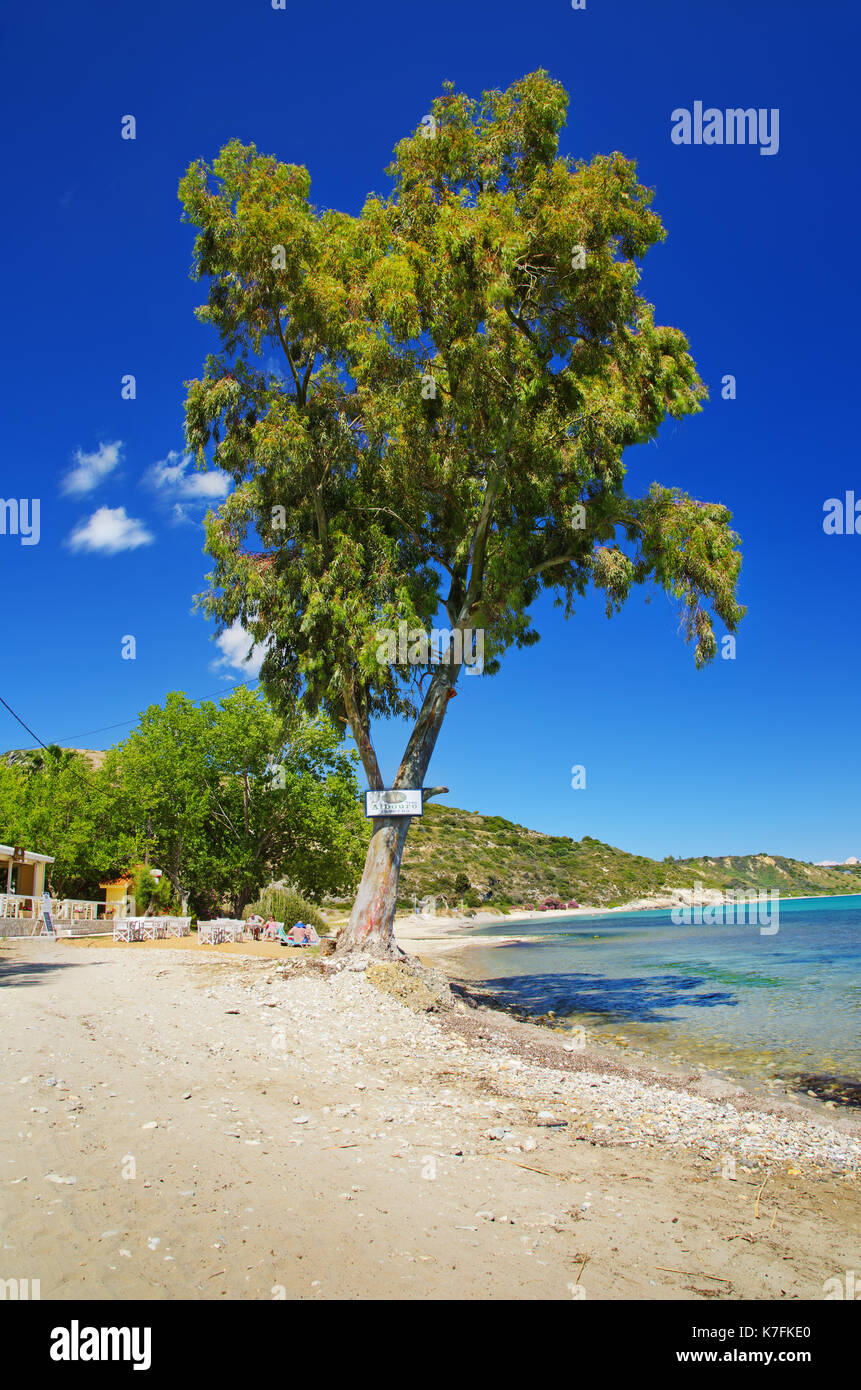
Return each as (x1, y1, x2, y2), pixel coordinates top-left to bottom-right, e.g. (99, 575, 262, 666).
(109, 686, 366, 916)
(132, 867, 180, 915)
(453, 871, 471, 894)
(0, 747, 133, 897)
(178, 69, 743, 785)
(244, 885, 326, 933)
(0, 688, 365, 916)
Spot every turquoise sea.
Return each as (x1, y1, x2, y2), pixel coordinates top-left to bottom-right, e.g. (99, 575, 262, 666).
(451, 894, 861, 1106)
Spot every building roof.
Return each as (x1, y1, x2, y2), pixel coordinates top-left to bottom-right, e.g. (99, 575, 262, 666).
(0, 843, 55, 864)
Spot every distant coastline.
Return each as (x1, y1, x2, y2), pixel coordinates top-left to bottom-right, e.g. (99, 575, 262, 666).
(392, 889, 861, 955)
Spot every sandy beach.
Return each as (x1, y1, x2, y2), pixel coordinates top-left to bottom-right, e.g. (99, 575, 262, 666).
(1, 935, 858, 1301)
(391, 902, 664, 954)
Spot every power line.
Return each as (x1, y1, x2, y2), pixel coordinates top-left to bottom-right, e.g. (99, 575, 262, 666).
(1, 678, 261, 752)
(53, 678, 262, 744)
(0, 695, 49, 751)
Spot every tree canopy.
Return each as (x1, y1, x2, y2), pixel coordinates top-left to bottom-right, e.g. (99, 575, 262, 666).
(178, 70, 744, 952)
(0, 689, 365, 915)
(0, 746, 133, 900)
(108, 686, 365, 915)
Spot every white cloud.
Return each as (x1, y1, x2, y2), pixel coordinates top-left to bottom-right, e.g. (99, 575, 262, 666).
(210, 619, 267, 678)
(147, 450, 231, 509)
(61, 441, 123, 496)
(67, 506, 154, 554)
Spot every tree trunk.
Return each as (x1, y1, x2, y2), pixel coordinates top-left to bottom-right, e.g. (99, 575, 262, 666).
(337, 658, 461, 957)
(337, 816, 412, 957)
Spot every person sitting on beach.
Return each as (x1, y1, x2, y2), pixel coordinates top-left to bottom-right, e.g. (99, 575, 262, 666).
(263, 918, 279, 940)
(286, 921, 308, 946)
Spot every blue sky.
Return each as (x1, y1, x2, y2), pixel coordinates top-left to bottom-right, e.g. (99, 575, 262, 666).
(2, 0, 859, 862)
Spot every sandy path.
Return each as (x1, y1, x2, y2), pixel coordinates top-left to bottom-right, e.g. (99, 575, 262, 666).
(0, 939, 858, 1301)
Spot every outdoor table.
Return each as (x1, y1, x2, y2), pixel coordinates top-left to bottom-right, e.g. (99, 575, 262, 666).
(114, 918, 147, 942)
(223, 920, 245, 942)
(113, 916, 191, 942)
(164, 917, 191, 937)
(197, 920, 244, 944)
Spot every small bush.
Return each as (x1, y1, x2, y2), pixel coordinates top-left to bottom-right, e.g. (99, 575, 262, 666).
(132, 867, 180, 915)
(244, 886, 327, 933)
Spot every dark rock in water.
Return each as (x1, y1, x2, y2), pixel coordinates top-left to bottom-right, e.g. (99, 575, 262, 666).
(789, 1073, 861, 1109)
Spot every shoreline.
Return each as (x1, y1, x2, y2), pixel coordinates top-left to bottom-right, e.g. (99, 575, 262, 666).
(393, 899, 861, 1121)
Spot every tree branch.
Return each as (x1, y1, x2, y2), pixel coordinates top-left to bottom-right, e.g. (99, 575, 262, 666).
(525, 552, 576, 579)
(271, 307, 302, 397)
(301, 340, 318, 397)
(465, 470, 503, 612)
(354, 505, 454, 578)
(342, 682, 384, 790)
(422, 785, 448, 802)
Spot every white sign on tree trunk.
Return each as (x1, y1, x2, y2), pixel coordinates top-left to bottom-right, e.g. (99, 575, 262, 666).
(364, 789, 423, 818)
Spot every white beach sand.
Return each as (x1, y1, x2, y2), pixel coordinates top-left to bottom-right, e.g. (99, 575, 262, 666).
(1, 936, 858, 1301)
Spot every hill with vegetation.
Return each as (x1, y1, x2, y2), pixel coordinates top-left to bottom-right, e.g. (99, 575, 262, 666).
(3, 747, 107, 771)
(397, 804, 861, 911)
(6, 750, 858, 915)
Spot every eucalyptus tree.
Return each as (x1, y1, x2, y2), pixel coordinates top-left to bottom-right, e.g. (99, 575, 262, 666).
(179, 71, 743, 956)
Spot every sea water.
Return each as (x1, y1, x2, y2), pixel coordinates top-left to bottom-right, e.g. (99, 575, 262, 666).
(453, 894, 861, 1105)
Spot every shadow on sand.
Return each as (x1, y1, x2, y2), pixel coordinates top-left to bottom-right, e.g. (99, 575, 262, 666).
(0, 953, 92, 989)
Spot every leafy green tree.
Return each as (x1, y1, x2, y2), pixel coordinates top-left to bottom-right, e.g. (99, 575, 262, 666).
(179, 70, 743, 957)
(112, 687, 365, 916)
(200, 686, 366, 911)
(0, 748, 133, 898)
(0, 760, 29, 847)
(131, 866, 181, 915)
(106, 692, 213, 912)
